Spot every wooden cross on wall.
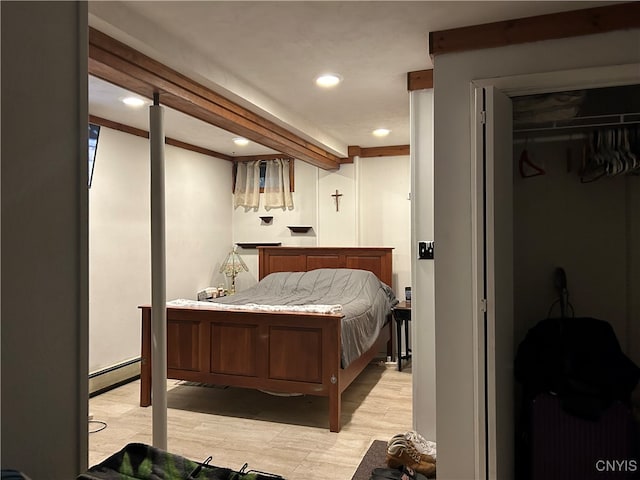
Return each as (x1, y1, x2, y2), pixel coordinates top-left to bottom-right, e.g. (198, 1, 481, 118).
(331, 189, 342, 212)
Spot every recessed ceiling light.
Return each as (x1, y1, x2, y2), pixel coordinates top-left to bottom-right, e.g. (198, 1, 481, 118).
(372, 128, 391, 137)
(233, 137, 249, 146)
(121, 96, 145, 107)
(315, 74, 342, 88)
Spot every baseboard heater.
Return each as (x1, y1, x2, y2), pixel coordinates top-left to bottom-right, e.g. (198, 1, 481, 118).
(89, 357, 140, 397)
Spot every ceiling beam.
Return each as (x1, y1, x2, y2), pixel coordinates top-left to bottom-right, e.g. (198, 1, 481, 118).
(407, 70, 433, 91)
(344, 144, 410, 163)
(360, 145, 410, 158)
(88, 28, 341, 170)
(233, 154, 294, 162)
(429, 3, 640, 56)
(89, 115, 234, 161)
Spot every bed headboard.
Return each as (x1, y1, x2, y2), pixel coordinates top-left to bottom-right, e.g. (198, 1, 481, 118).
(258, 246, 393, 287)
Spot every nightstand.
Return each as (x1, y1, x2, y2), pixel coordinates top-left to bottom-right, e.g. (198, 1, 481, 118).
(392, 301, 412, 371)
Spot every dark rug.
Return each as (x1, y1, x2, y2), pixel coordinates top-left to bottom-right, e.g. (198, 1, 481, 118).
(351, 440, 387, 480)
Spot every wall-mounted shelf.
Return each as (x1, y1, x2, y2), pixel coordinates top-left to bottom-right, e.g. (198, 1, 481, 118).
(236, 242, 282, 249)
(259, 216, 273, 224)
(286, 225, 313, 233)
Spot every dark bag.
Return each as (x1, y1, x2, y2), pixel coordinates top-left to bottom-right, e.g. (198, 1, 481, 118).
(78, 443, 284, 480)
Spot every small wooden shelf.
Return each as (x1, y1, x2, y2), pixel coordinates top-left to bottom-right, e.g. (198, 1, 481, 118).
(236, 242, 282, 249)
(286, 225, 313, 233)
(259, 216, 273, 224)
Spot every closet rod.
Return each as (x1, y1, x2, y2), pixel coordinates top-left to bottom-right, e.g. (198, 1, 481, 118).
(513, 133, 587, 144)
(514, 112, 640, 134)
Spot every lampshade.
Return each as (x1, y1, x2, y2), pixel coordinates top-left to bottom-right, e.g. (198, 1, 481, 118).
(219, 246, 248, 294)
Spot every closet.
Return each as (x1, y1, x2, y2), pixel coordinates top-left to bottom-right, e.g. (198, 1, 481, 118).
(511, 84, 640, 479)
(512, 84, 639, 364)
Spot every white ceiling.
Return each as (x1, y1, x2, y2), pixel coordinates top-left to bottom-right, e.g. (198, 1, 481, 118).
(88, 1, 615, 160)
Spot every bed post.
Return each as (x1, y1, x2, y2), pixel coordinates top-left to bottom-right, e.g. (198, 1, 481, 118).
(329, 382, 342, 433)
(325, 315, 342, 432)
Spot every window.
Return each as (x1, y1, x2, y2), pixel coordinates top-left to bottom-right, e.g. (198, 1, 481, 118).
(233, 158, 295, 193)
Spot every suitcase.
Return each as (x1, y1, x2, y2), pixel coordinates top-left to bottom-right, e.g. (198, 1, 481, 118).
(530, 393, 639, 480)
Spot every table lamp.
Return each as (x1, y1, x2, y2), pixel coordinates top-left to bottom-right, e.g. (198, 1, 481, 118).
(219, 246, 248, 294)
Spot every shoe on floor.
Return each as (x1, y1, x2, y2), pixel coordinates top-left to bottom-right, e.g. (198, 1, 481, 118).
(405, 431, 437, 460)
(387, 434, 436, 464)
(386, 438, 436, 478)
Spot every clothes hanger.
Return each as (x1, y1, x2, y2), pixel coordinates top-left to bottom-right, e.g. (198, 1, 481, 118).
(518, 142, 546, 178)
(580, 131, 606, 183)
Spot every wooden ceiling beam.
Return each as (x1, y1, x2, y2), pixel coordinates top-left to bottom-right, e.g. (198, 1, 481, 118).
(344, 144, 410, 163)
(88, 28, 341, 170)
(429, 3, 640, 57)
(360, 145, 410, 158)
(89, 115, 233, 161)
(233, 154, 294, 162)
(407, 70, 433, 91)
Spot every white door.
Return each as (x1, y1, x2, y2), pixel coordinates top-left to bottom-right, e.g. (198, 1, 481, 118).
(473, 85, 514, 480)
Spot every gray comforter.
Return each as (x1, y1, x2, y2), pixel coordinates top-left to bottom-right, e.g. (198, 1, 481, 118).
(211, 268, 397, 367)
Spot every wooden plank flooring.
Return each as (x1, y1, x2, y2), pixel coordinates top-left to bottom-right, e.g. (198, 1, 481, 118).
(89, 362, 412, 480)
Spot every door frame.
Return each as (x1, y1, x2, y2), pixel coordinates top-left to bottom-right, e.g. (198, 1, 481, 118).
(469, 62, 639, 480)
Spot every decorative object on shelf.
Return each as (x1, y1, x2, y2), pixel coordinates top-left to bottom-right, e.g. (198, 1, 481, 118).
(259, 216, 273, 224)
(286, 225, 313, 233)
(235, 242, 282, 249)
(219, 246, 248, 294)
(331, 189, 343, 212)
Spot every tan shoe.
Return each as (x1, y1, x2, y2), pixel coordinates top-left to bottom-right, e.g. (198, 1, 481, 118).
(386, 438, 436, 478)
(405, 430, 437, 461)
(388, 434, 436, 464)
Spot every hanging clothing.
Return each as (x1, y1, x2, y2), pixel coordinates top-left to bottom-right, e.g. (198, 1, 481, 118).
(515, 316, 640, 420)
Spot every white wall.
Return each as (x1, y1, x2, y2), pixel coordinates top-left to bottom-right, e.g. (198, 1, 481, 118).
(1, 2, 89, 476)
(318, 163, 357, 246)
(90, 131, 411, 374)
(89, 127, 232, 373)
(410, 89, 436, 440)
(359, 155, 411, 293)
(231, 159, 318, 290)
(231, 157, 412, 295)
(432, 30, 640, 480)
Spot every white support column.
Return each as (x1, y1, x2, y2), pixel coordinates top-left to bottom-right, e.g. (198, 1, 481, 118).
(150, 93, 168, 449)
(410, 88, 436, 440)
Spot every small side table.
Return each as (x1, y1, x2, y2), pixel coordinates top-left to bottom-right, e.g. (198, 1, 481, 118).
(392, 301, 412, 371)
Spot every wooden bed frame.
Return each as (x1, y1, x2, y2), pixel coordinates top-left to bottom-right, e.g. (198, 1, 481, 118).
(139, 246, 394, 432)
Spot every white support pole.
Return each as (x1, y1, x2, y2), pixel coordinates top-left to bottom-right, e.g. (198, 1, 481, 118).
(150, 93, 168, 449)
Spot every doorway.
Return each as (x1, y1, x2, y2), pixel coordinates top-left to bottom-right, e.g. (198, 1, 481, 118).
(472, 67, 640, 479)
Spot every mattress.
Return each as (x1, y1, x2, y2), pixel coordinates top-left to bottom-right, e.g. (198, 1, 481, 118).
(206, 268, 397, 367)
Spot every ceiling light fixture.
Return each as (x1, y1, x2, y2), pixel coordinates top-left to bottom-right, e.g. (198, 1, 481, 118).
(233, 137, 249, 146)
(372, 128, 391, 137)
(121, 96, 145, 107)
(315, 74, 342, 88)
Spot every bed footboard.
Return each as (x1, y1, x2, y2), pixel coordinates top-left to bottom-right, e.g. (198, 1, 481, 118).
(140, 306, 392, 432)
(140, 305, 349, 431)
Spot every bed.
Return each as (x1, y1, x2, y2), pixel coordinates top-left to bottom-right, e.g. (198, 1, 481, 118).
(139, 246, 395, 432)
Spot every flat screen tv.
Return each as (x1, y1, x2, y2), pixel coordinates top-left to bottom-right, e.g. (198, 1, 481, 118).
(88, 123, 100, 187)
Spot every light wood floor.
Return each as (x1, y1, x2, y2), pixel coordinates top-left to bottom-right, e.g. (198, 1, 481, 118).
(89, 361, 412, 480)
